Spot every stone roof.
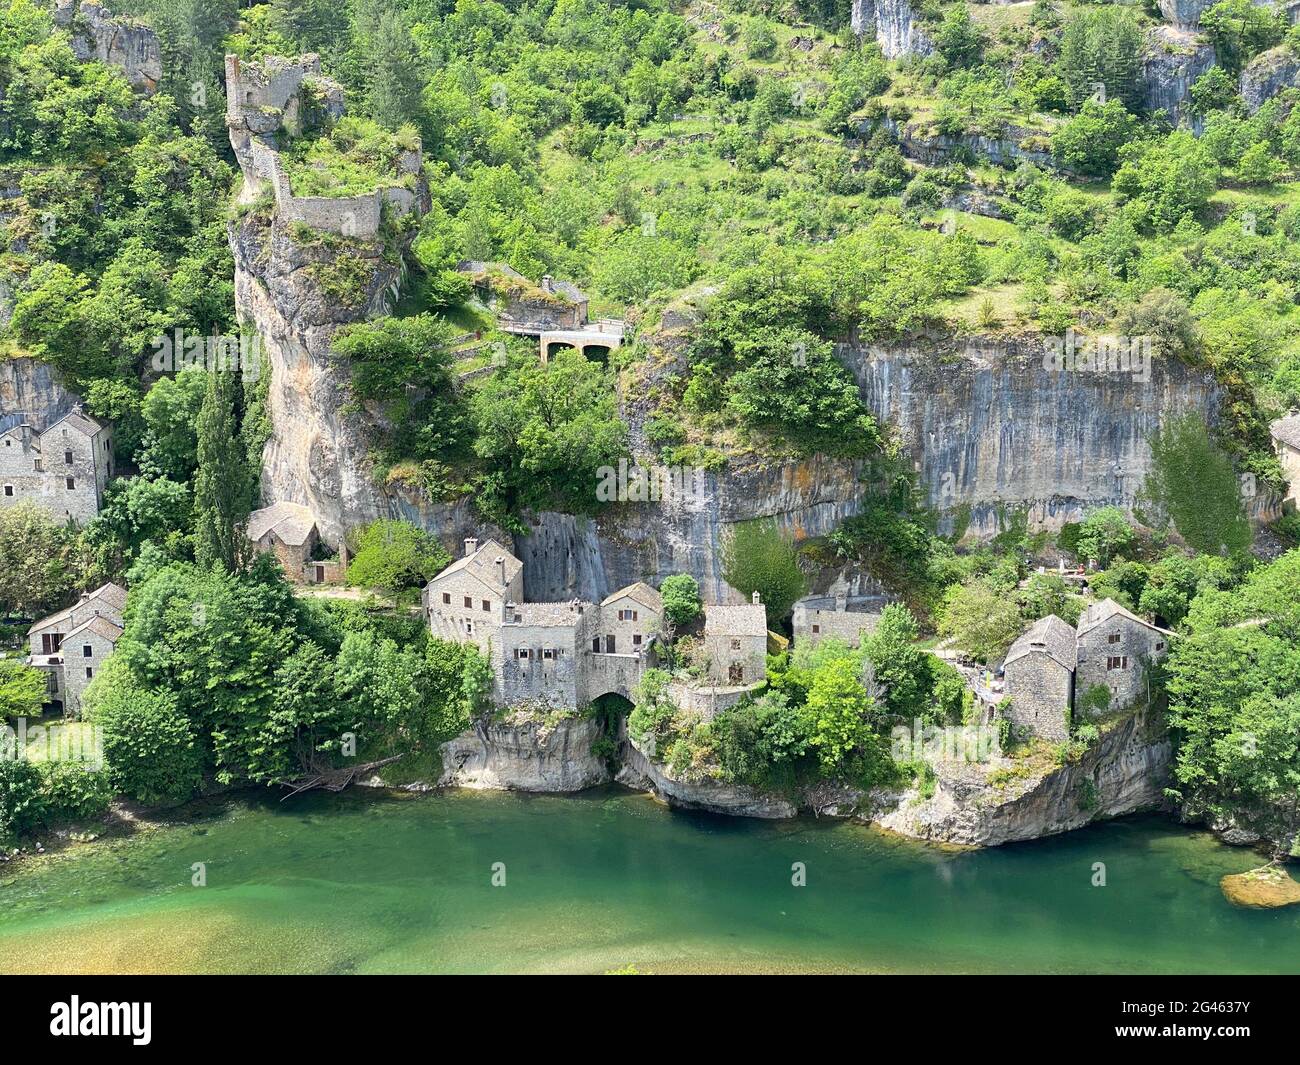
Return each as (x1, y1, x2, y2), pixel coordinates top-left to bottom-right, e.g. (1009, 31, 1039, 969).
(540, 276, 587, 303)
(1272, 413, 1300, 451)
(433, 538, 524, 591)
(45, 410, 107, 438)
(508, 601, 584, 628)
(64, 614, 125, 644)
(28, 583, 127, 634)
(601, 581, 662, 613)
(704, 602, 767, 639)
(1077, 598, 1174, 638)
(246, 501, 318, 547)
(1004, 614, 1077, 671)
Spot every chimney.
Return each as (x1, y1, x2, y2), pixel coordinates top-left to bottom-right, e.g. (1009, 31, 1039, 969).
(752, 591, 761, 605)
(541, 275, 552, 292)
(834, 592, 847, 612)
(495, 557, 505, 585)
(464, 537, 478, 557)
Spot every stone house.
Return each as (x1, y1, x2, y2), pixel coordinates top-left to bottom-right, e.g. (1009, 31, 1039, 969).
(25, 583, 127, 716)
(703, 595, 769, 687)
(792, 593, 886, 649)
(1074, 599, 1172, 717)
(1272, 413, 1300, 507)
(0, 409, 112, 524)
(421, 538, 720, 709)
(1001, 598, 1173, 741)
(1002, 614, 1077, 743)
(246, 501, 346, 584)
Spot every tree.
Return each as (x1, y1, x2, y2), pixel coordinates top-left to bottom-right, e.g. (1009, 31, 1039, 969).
(1201, 0, 1284, 77)
(0, 502, 79, 616)
(935, 5, 984, 70)
(1140, 415, 1252, 557)
(800, 657, 891, 784)
(0, 659, 47, 720)
(1056, 7, 1143, 113)
(862, 604, 930, 721)
(937, 577, 1025, 663)
(1112, 132, 1220, 232)
(720, 519, 806, 625)
(139, 369, 208, 481)
(659, 573, 702, 629)
(0, 759, 45, 842)
(1075, 506, 1137, 567)
(193, 369, 253, 573)
(82, 659, 203, 804)
(346, 520, 451, 596)
(1050, 100, 1138, 177)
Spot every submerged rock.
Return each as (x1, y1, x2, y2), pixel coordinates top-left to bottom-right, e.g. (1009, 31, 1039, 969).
(1221, 865, 1300, 908)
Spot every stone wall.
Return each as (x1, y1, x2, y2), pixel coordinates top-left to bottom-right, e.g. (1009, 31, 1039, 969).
(1003, 653, 1072, 743)
(1075, 619, 1168, 717)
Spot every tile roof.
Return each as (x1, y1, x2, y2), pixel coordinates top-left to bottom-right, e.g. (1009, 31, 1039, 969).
(601, 581, 662, 612)
(45, 410, 107, 437)
(27, 583, 127, 634)
(246, 501, 318, 547)
(1076, 598, 1173, 638)
(431, 538, 523, 591)
(1004, 614, 1077, 671)
(63, 614, 125, 644)
(1271, 413, 1300, 451)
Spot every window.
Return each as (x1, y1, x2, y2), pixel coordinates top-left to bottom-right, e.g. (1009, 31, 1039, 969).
(604, 635, 616, 654)
(2, 485, 12, 497)
(592, 637, 601, 653)
(82, 645, 92, 658)
(64, 450, 73, 465)
(482, 599, 490, 611)
(1107, 633, 1120, 645)
(45, 673, 59, 695)
(632, 634, 642, 648)
(730, 638, 741, 651)
(442, 592, 450, 605)
(517, 648, 530, 659)
(66, 477, 75, 490)
(464, 620, 473, 636)
(463, 596, 472, 609)
(1107, 656, 1129, 671)
(619, 608, 638, 621)
(811, 624, 820, 634)
(1155, 641, 1165, 651)
(543, 648, 554, 660)
(33, 459, 42, 472)
(41, 633, 62, 654)
(85, 667, 93, 679)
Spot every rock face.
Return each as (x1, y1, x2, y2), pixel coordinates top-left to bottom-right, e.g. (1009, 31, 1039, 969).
(1141, 27, 1216, 125)
(0, 357, 80, 434)
(617, 736, 798, 818)
(874, 116, 1054, 169)
(875, 709, 1173, 847)
(56, 0, 162, 94)
(850, 0, 933, 60)
(1158, 0, 1211, 29)
(843, 332, 1221, 538)
(1240, 46, 1300, 112)
(438, 717, 611, 792)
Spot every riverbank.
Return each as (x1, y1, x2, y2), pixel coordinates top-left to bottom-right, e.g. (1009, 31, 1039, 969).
(1, 789, 1295, 975)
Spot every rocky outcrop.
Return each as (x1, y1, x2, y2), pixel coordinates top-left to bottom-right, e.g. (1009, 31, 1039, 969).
(874, 116, 1054, 169)
(55, 0, 162, 94)
(1141, 27, 1216, 125)
(874, 709, 1173, 847)
(438, 716, 611, 791)
(617, 736, 798, 818)
(1158, 0, 1211, 29)
(1240, 46, 1300, 112)
(843, 331, 1221, 538)
(0, 357, 80, 434)
(850, 0, 933, 60)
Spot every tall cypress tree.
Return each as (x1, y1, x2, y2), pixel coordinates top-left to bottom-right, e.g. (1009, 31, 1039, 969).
(194, 368, 254, 574)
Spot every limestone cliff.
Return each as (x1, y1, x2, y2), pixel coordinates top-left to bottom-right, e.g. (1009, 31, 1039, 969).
(0, 357, 80, 433)
(873, 710, 1173, 847)
(438, 716, 611, 792)
(54, 0, 161, 94)
(1240, 46, 1300, 112)
(1141, 26, 1216, 126)
(844, 332, 1220, 538)
(616, 735, 798, 818)
(850, 0, 933, 60)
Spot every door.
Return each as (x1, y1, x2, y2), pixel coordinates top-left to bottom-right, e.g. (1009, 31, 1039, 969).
(728, 663, 743, 684)
(604, 634, 616, 654)
(315, 565, 325, 583)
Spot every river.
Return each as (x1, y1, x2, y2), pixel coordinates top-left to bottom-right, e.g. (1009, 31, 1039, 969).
(0, 788, 1295, 974)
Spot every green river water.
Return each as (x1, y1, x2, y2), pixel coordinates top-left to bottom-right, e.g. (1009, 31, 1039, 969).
(0, 787, 1295, 974)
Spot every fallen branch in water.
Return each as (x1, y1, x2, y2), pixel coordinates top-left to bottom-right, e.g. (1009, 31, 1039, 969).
(279, 756, 404, 801)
